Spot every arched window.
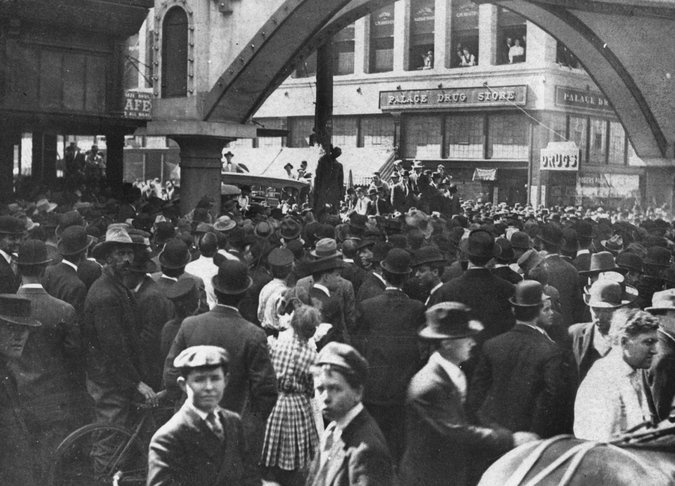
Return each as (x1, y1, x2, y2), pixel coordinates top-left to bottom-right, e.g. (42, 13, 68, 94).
(162, 7, 188, 97)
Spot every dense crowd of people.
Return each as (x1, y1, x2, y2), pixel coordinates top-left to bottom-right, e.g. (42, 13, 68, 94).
(2, 159, 675, 486)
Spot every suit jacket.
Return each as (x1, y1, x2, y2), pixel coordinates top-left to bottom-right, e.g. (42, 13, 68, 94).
(354, 289, 426, 406)
(296, 275, 356, 340)
(468, 324, 576, 437)
(77, 258, 102, 291)
(13, 286, 85, 423)
(341, 261, 368, 296)
(568, 321, 606, 383)
(490, 265, 523, 285)
(0, 256, 19, 294)
(429, 268, 515, 348)
(135, 277, 174, 391)
(43, 261, 87, 315)
(163, 305, 277, 469)
(649, 331, 675, 421)
(399, 358, 513, 486)
(356, 273, 386, 303)
(538, 254, 583, 326)
(147, 405, 257, 486)
(153, 271, 207, 313)
(83, 267, 144, 390)
(390, 183, 410, 213)
(306, 408, 393, 486)
(573, 251, 592, 272)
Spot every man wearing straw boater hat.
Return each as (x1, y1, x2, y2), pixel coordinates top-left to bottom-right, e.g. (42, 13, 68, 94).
(13, 239, 89, 483)
(83, 224, 159, 472)
(400, 302, 538, 486)
(468, 280, 576, 439)
(0, 294, 41, 485)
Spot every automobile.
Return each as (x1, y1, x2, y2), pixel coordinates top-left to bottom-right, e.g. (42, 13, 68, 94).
(221, 172, 310, 207)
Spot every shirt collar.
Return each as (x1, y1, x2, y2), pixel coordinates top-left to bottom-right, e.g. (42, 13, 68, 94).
(430, 282, 443, 295)
(373, 272, 386, 286)
(343, 258, 354, 264)
(0, 249, 11, 264)
(334, 402, 364, 435)
(216, 304, 240, 313)
(313, 283, 331, 297)
(607, 347, 639, 376)
(186, 401, 220, 421)
(20, 283, 43, 289)
(161, 274, 178, 282)
(516, 321, 551, 339)
(577, 249, 590, 256)
(430, 351, 467, 400)
(62, 259, 78, 271)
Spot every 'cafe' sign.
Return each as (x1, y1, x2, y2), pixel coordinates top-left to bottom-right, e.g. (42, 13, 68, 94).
(540, 142, 580, 171)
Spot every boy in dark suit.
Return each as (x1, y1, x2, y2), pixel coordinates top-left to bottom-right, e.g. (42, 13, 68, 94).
(148, 345, 257, 485)
(306, 342, 393, 486)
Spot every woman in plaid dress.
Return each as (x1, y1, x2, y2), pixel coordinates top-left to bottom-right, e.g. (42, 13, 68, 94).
(262, 305, 320, 485)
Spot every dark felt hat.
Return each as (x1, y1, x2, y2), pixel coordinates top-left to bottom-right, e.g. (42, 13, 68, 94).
(315, 342, 368, 385)
(494, 237, 514, 263)
(15, 239, 58, 266)
(212, 259, 252, 295)
(0, 215, 26, 235)
(268, 247, 294, 267)
(509, 280, 545, 307)
(55, 210, 86, 237)
(158, 238, 191, 270)
(536, 223, 563, 247)
(57, 225, 95, 256)
(371, 241, 392, 263)
(129, 247, 157, 274)
(412, 246, 446, 268)
(579, 251, 620, 276)
(616, 251, 643, 273)
(645, 246, 671, 268)
(466, 229, 499, 259)
(279, 218, 302, 240)
(166, 278, 198, 302)
(0, 294, 41, 327)
(601, 234, 624, 254)
(380, 248, 412, 275)
(419, 302, 483, 340)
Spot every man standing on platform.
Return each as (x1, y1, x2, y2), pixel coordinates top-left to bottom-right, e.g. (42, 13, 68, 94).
(313, 145, 344, 214)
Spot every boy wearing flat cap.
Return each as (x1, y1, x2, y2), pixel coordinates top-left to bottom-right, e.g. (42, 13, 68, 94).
(148, 345, 257, 486)
(306, 342, 393, 486)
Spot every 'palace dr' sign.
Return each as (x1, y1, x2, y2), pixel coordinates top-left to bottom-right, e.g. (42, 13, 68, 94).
(379, 85, 527, 110)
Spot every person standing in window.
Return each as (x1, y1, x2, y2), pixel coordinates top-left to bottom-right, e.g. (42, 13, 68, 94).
(460, 47, 476, 67)
(509, 38, 525, 63)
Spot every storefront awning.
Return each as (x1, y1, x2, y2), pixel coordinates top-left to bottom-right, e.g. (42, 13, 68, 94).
(472, 168, 497, 181)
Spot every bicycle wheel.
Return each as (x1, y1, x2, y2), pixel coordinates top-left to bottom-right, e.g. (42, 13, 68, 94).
(48, 423, 147, 486)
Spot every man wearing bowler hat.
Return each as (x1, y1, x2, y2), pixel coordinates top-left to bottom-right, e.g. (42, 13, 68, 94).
(646, 289, 675, 421)
(400, 302, 537, 486)
(83, 225, 159, 472)
(306, 342, 394, 486)
(429, 229, 515, 376)
(353, 248, 426, 462)
(296, 238, 356, 344)
(0, 215, 26, 293)
(43, 224, 94, 316)
(468, 280, 576, 439)
(412, 246, 448, 306)
(153, 237, 207, 312)
(0, 294, 41, 486)
(568, 279, 636, 382)
(164, 259, 277, 482)
(13, 239, 88, 482)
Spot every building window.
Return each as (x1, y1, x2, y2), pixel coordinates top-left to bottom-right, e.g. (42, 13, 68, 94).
(545, 112, 568, 144)
(409, 0, 435, 70)
(293, 52, 317, 78)
(403, 114, 442, 159)
(497, 7, 526, 65)
(253, 118, 287, 148)
(334, 24, 355, 75)
(488, 113, 529, 159)
(569, 116, 588, 166)
(161, 7, 188, 97)
(608, 121, 626, 165)
(332, 117, 358, 147)
(451, 0, 479, 68)
(289, 117, 314, 147)
(589, 118, 608, 164)
(361, 116, 395, 147)
(556, 41, 580, 68)
(445, 114, 484, 158)
(369, 5, 395, 73)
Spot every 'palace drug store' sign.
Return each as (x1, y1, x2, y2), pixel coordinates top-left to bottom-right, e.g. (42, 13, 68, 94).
(379, 85, 527, 111)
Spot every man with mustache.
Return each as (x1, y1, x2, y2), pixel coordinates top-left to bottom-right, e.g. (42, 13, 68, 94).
(83, 224, 158, 472)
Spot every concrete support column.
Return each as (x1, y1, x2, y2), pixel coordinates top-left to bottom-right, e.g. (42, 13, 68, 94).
(434, 0, 450, 69)
(526, 22, 557, 66)
(478, 4, 497, 66)
(174, 136, 224, 218)
(393, 0, 410, 72)
(105, 132, 125, 189)
(315, 41, 334, 151)
(392, 112, 402, 157)
(32, 132, 57, 183)
(354, 16, 369, 75)
(0, 126, 17, 201)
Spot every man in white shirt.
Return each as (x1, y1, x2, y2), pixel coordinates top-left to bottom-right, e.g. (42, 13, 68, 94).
(354, 187, 370, 216)
(411, 246, 447, 307)
(574, 308, 659, 441)
(257, 248, 293, 335)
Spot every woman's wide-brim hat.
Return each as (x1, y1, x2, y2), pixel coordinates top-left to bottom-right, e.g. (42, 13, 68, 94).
(91, 225, 136, 260)
(419, 302, 484, 340)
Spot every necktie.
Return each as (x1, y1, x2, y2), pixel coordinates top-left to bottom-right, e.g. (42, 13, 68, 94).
(206, 411, 225, 441)
(321, 423, 336, 468)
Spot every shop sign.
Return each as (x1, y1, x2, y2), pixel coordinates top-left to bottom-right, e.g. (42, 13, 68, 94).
(123, 91, 152, 120)
(379, 85, 527, 110)
(473, 168, 497, 181)
(540, 141, 580, 171)
(577, 173, 640, 198)
(555, 86, 613, 113)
